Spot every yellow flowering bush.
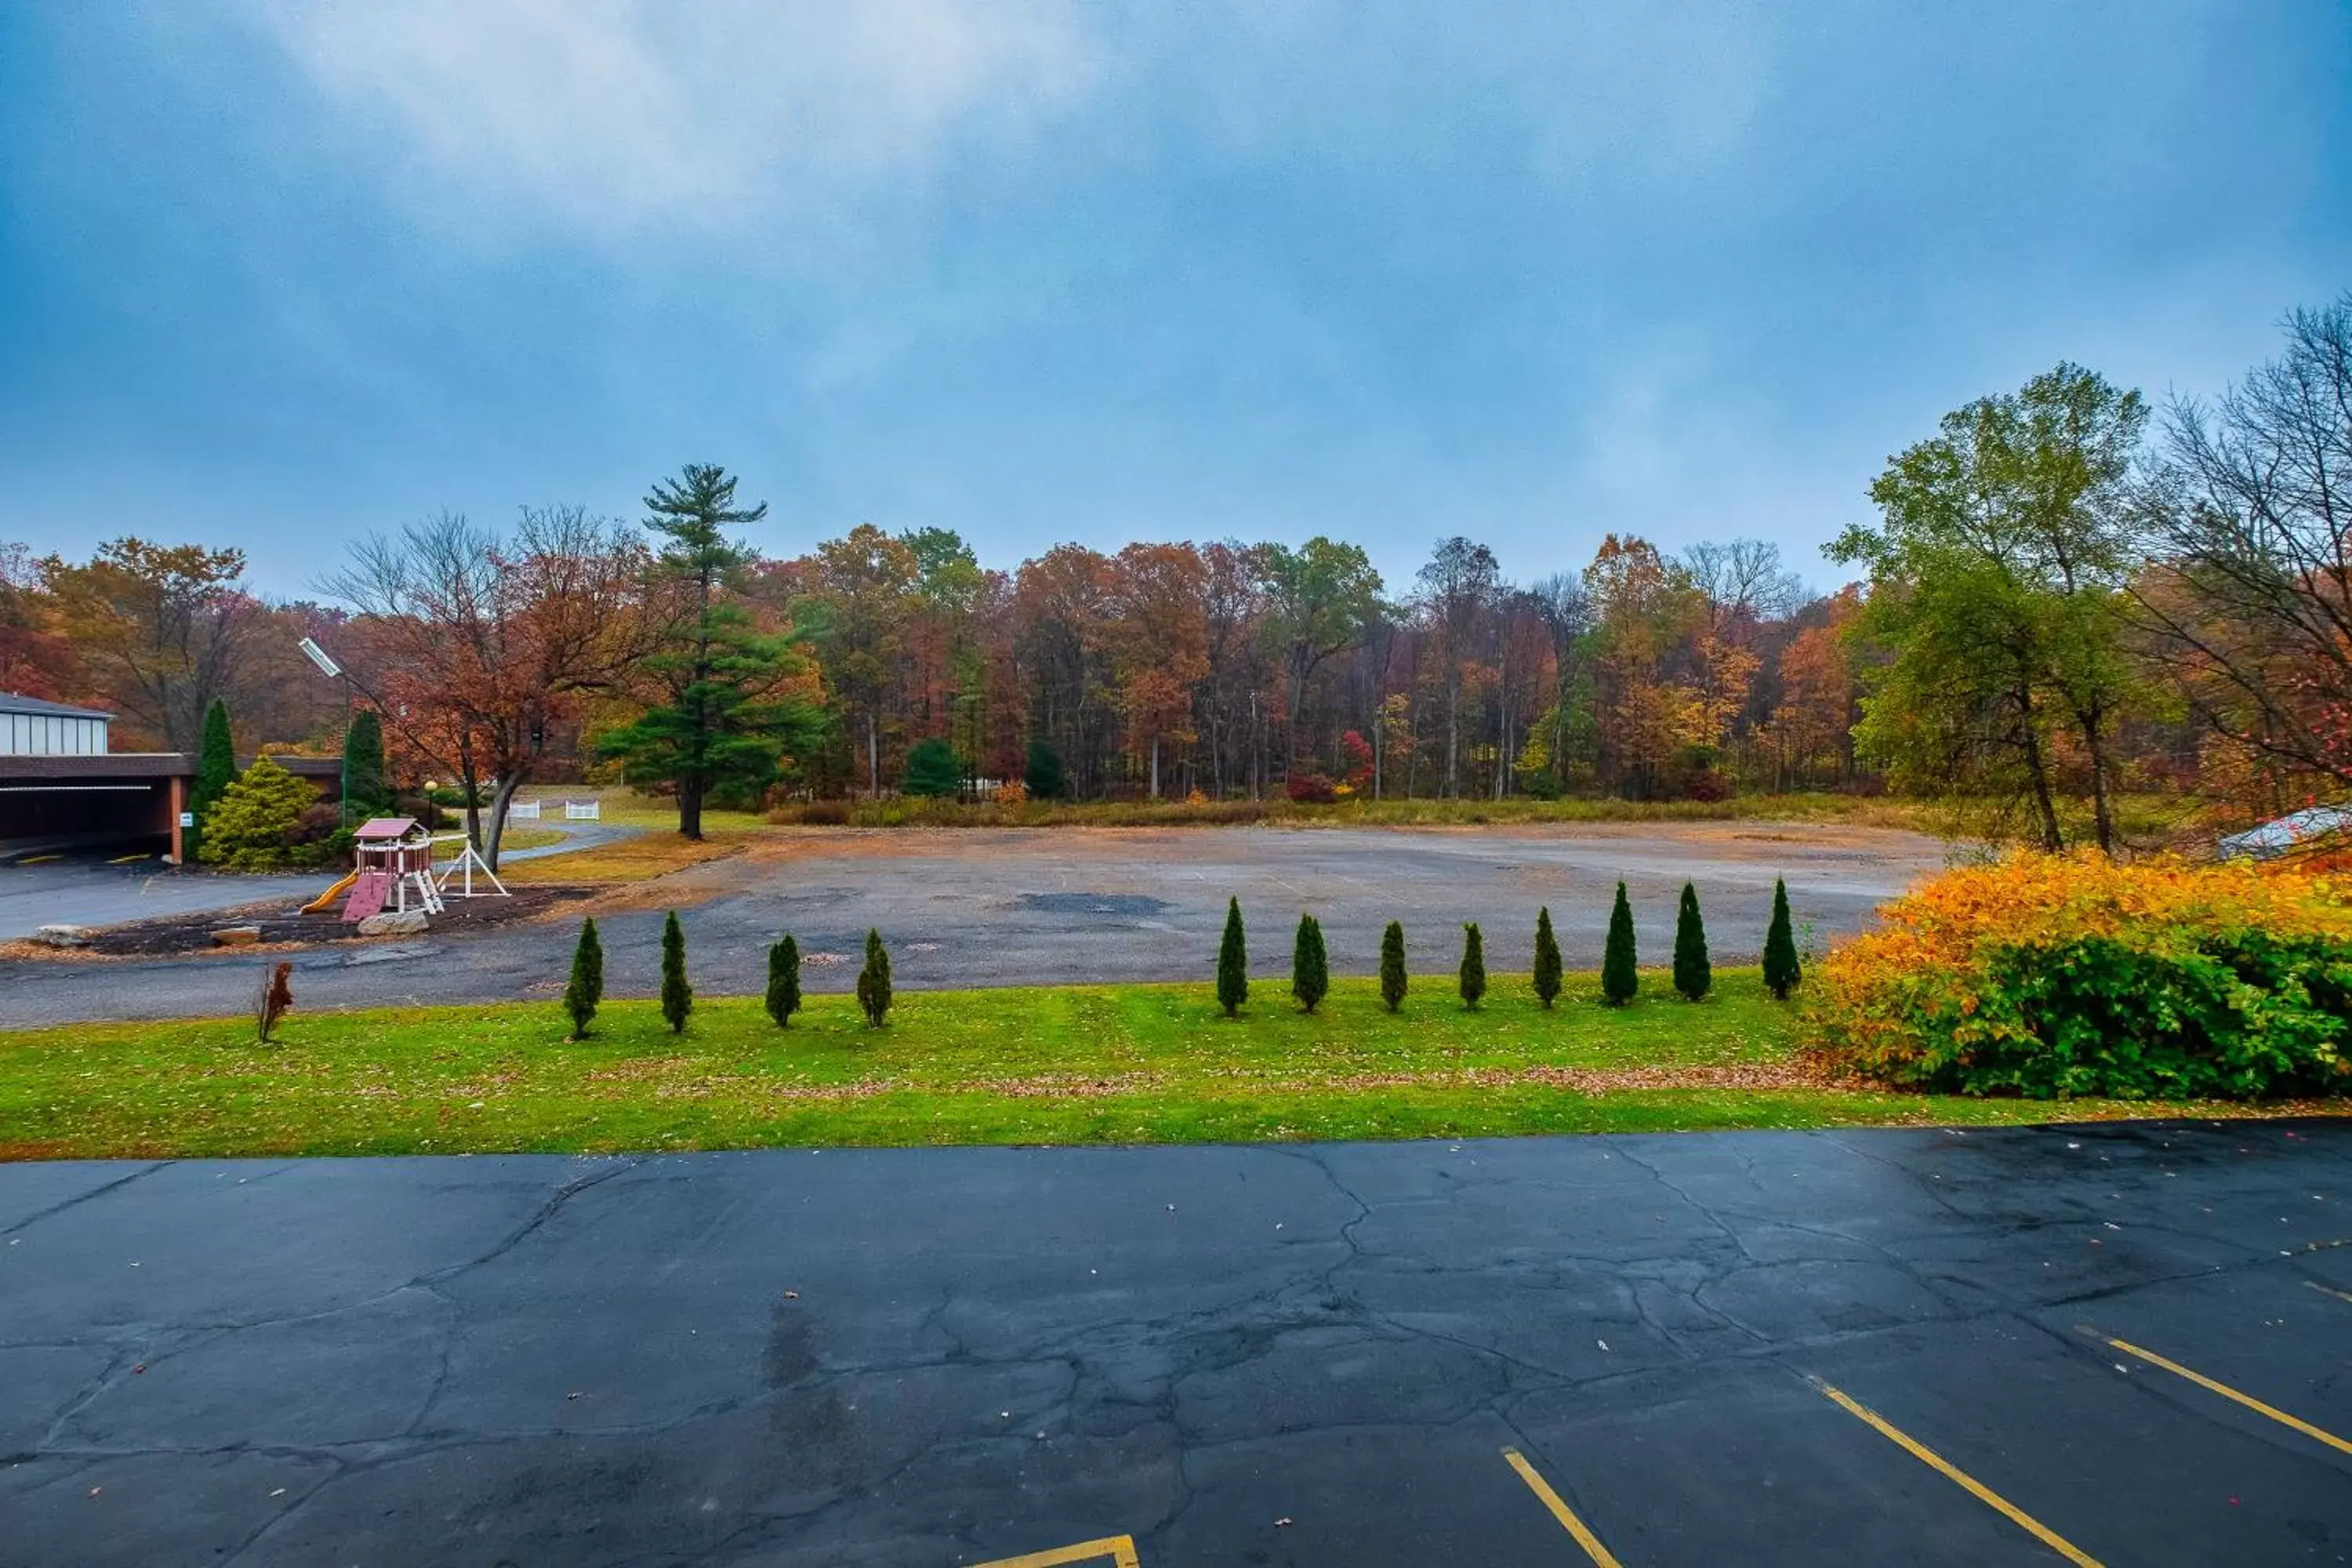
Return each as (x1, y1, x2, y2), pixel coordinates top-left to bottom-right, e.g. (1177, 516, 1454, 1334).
(1808, 853, 2352, 1100)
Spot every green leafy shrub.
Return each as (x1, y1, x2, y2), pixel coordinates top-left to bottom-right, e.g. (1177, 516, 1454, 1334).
(1458, 922, 1486, 1011)
(284, 804, 356, 868)
(198, 756, 318, 870)
(1810, 853, 2352, 1100)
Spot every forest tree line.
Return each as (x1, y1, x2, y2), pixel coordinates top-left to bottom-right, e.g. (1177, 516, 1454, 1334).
(2, 292, 2345, 861)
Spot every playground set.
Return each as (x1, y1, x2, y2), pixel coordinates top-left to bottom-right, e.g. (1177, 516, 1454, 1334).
(303, 817, 510, 922)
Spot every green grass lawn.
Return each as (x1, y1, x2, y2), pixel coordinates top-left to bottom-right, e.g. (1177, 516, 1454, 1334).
(1, 967, 2319, 1160)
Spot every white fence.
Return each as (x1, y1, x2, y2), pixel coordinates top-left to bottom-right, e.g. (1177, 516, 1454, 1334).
(511, 799, 600, 822)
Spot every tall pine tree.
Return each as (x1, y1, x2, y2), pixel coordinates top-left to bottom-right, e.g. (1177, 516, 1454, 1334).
(564, 917, 604, 1037)
(1458, 922, 1486, 1011)
(1532, 906, 1563, 1008)
(1602, 881, 1639, 1006)
(1673, 881, 1711, 1001)
(341, 709, 388, 822)
(1217, 897, 1249, 1017)
(599, 465, 819, 840)
(1379, 920, 1408, 1013)
(1763, 877, 1802, 1000)
(187, 697, 234, 862)
(1291, 912, 1328, 1013)
(659, 909, 692, 1033)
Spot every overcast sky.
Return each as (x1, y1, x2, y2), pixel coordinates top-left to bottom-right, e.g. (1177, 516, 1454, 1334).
(1, 2, 2345, 598)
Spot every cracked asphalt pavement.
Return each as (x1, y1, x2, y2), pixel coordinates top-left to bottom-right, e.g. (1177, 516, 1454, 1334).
(0, 822, 1947, 1026)
(5, 1120, 2351, 1564)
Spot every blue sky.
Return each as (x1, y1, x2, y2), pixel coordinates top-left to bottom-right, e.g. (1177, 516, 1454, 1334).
(2, 2, 2345, 598)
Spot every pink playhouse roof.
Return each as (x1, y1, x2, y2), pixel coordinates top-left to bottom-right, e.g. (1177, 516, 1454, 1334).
(354, 817, 422, 840)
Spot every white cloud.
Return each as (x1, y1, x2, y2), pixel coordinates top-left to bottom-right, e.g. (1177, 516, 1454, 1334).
(236, 0, 1105, 239)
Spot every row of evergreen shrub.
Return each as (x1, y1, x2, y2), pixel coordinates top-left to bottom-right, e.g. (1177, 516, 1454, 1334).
(1221, 879, 1803, 1014)
(563, 915, 895, 1037)
(557, 880, 1803, 1037)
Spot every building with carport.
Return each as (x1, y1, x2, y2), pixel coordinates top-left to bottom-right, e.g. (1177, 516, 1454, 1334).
(0, 691, 340, 862)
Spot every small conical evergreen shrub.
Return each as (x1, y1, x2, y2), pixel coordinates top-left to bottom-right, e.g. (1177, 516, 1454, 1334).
(1763, 877, 1802, 1000)
(659, 909, 692, 1033)
(856, 927, 893, 1026)
(1673, 881, 1711, 1002)
(1217, 897, 1249, 1017)
(766, 934, 801, 1027)
(1458, 922, 1486, 1010)
(1292, 912, 1328, 1013)
(1532, 906, 1563, 1008)
(1379, 920, 1407, 1012)
(564, 916, 604, 1036)
(1602, 881, 1639, 1006)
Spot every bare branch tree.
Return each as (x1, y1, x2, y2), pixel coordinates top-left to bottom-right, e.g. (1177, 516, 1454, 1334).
(322, 507, 652, 865)
(2129, 293, 2352, 795)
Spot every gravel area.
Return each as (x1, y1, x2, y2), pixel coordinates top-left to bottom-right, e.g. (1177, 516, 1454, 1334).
(0, 822, 1947, 1026)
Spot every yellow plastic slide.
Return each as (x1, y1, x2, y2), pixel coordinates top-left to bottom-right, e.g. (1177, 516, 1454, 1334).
(302, 871, 358, 916)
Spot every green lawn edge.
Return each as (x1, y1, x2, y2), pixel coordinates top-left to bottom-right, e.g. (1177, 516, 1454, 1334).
(2, 968, 2338, 1159)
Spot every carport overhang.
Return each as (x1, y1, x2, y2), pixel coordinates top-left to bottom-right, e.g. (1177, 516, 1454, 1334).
(0, 754, 341, 862)
(0, 753, 194, 861)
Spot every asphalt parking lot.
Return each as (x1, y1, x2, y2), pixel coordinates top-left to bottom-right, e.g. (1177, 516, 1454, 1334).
(0, 822, 1946, 1025)
(3, 1120, 2348, 1565)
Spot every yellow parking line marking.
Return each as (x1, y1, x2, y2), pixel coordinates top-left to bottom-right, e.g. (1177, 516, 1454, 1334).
(2307, 1280, 2352, 1306)
(2105, 1336, 2352, 1457)
(1501, 1446, 1626, 1567)
(1811, 1381, 2103, 1567)
(975, 1536, 1139, 1568)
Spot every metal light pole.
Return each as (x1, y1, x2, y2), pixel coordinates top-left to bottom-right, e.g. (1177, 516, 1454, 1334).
(298, 637, 354, 827)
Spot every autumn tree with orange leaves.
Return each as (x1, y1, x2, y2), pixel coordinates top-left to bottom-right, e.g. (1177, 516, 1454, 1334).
(326, 506, 653, 864)
(1107, 543, 1210, 798)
